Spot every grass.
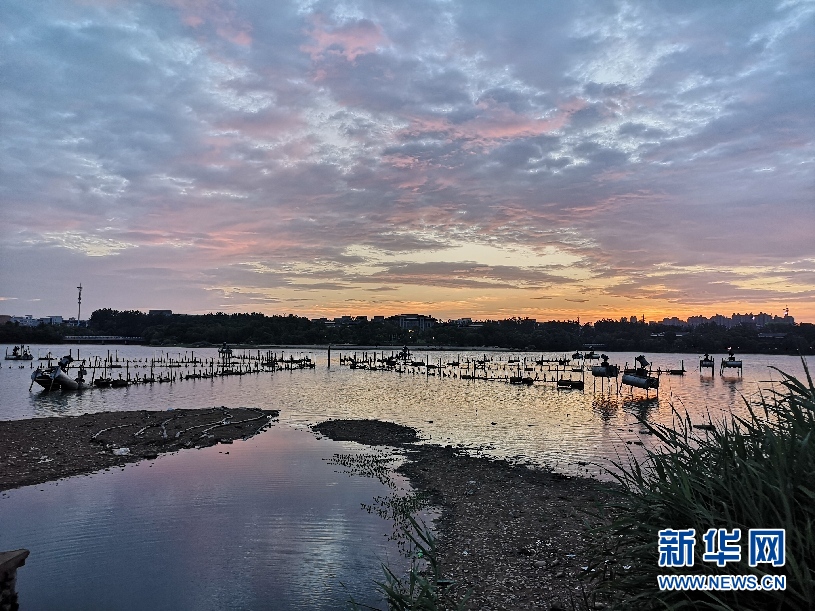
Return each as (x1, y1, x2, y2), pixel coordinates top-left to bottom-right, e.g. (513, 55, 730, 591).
(594, 361, 815, 610)
(350, 513, 470, 611)
(335, 449, 469, 610)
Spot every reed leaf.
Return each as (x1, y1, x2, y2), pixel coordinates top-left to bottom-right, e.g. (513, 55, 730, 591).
(591, 360, 815, 610)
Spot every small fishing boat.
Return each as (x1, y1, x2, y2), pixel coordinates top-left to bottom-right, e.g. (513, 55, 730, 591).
(720, 349, 743, 376)
(5, 345, 33, 360)
(621, 355, 659, 390)
(110, 375, 130, 388)
(557, 378, 584, 390)
(667, 360, 686, 375)
(591, 355, 619, 378)
(30, 354, 87, 391)
(699, 353, 715, 372)
(94, 377, 112, 388)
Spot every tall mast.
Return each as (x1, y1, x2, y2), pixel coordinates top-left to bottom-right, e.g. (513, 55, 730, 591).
(77, 283, 82, 322)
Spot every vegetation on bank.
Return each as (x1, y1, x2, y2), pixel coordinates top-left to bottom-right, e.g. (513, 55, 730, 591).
(597, 363, 815, 610)
(2, 308, 813, 354)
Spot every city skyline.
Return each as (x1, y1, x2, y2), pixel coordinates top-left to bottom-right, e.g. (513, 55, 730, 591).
(2, 1, 814, 323)
(0, 303, 802, 328)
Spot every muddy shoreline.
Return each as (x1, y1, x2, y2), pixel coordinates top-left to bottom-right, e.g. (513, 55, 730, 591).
(0, 407, 277, 492)
(2, 412, 620, 609)
(314, 419, 622, 611)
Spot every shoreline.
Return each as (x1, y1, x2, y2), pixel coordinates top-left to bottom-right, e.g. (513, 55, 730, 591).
(0, 407, 277, 492)
(6, 341, 812, 356)
(2, 412, 620, 609)
(314, 419, 621, 610)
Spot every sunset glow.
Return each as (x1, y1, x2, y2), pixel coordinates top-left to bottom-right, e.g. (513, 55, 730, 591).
(1, 1, 813, 322)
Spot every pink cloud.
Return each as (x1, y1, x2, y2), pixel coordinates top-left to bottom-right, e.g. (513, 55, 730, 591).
(302, 14, 388, 62)
(391, 97, 590, 159)
(164, 0, 253, 46)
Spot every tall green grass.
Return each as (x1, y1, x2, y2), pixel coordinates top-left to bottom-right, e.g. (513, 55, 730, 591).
(596, 362, 815, 610)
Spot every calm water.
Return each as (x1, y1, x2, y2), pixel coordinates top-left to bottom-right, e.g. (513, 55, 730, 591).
(0, 423, 410, 610)
(0, 345, 809, 609)
(1, 346, 808, 474)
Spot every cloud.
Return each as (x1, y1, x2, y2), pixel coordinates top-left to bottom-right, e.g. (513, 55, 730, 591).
(1, 0, 813, 321)
(302, 14, 388, 62)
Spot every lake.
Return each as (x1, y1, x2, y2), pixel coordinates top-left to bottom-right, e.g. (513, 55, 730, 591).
(2, 346, 808, 473)
(0, 345, 809, 609)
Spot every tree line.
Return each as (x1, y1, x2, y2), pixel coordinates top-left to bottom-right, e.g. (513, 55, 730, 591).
(1, 309, 813, 354)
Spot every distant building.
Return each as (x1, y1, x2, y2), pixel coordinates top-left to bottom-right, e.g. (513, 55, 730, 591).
(40, 316, 63, 325)
(391, 314, 435, 330)
(149, 310, 173, 316)
(731, 312, 755, 327)
(10, 315, 37, 326)
(372, 316, 385, 322)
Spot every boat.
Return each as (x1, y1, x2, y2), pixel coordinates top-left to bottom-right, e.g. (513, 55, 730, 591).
(720, 349, 743, 376)
(621, 355, 659, 390)
(110, 375, 130, 387)
(508, 376, 534, 385)
(667, 360, 686, 375)
(557, 378, 584, 390)
(591, 355, 619, 378)
(94, 377, 112, 388)
(30, 354, 87, 391)
(5, 345, 33, 360)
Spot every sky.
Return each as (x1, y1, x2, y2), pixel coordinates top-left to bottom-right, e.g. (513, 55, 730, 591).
(1, 0, 813, 323)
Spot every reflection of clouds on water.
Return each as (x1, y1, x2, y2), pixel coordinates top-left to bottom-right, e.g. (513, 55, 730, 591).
(0, 425, 400, 610)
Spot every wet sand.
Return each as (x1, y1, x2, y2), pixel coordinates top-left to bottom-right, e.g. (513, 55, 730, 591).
(314, 418, 623, 611)
(0, 407, 277, 491)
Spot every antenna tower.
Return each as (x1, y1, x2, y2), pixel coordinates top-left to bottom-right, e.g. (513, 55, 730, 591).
(77, 284, 83, 322)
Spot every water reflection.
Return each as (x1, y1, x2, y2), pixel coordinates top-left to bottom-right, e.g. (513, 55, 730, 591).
(591, 395, 619, 422)
(1, 346, 809, 477)
(621, 395, 661, 421)
(0, 425, 406, 611)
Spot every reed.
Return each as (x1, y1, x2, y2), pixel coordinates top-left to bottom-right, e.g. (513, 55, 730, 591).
(595, 361, 815, 610)
(356, 514, 469, 611)
(340, 452, 469, 610)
